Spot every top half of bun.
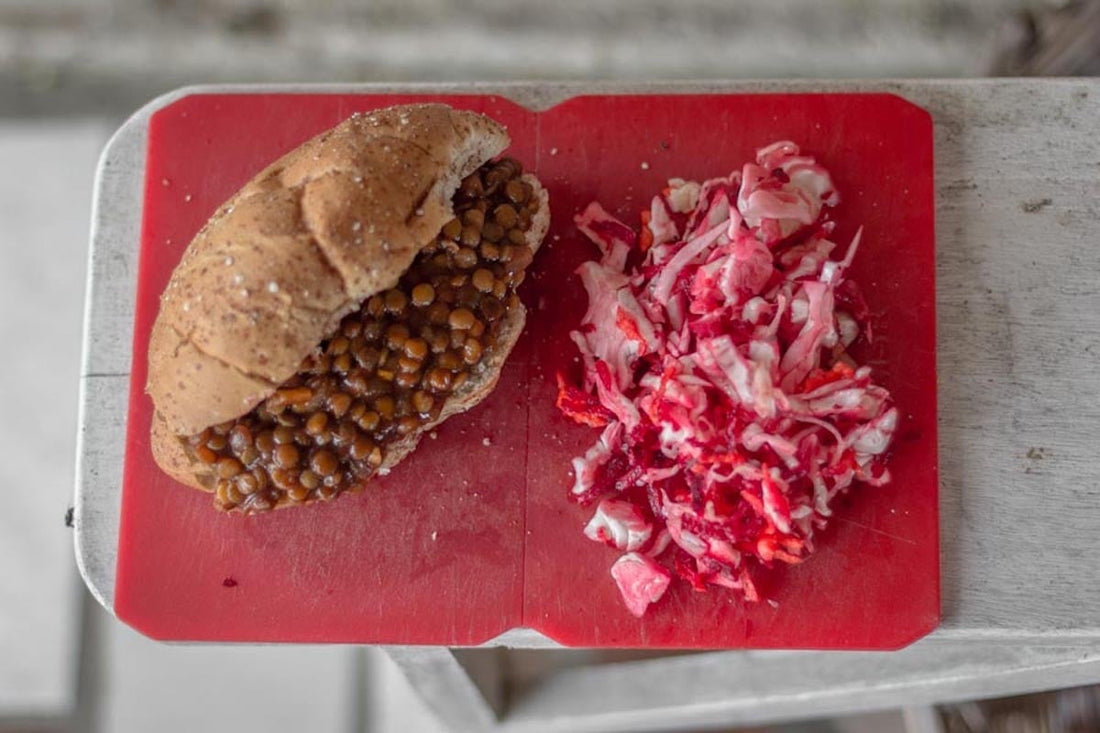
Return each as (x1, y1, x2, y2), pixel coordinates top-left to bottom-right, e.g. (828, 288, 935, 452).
(147, 104, 513, 437)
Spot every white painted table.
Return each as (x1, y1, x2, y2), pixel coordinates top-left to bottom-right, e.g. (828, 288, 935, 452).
(75, 81, 1100, 732)
(0, 122, 107, 724)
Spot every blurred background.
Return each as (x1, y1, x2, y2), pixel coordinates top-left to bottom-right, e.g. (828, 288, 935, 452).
(2, 0, 1099, 732)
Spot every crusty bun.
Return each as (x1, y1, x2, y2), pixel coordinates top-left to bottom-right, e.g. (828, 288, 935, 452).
(147, 104, 548, 503)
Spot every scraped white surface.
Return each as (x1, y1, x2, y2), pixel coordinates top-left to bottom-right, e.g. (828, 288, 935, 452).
(367, 649, 450, 733)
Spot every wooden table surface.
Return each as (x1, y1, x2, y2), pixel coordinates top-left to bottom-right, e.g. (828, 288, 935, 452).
(75, 80, 1100, 730)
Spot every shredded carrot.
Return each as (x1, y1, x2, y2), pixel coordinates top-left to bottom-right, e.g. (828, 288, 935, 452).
(638, 210, 654, 251)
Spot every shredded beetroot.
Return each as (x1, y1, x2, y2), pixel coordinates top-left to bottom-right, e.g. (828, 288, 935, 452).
(560, 141, 898, 617)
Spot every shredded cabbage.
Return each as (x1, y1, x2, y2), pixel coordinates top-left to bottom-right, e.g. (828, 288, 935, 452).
(559, 141, 897, 617)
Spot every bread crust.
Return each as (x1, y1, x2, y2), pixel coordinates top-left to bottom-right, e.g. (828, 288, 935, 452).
(146, 104, 548, 507)
(148, 104, 510, 436)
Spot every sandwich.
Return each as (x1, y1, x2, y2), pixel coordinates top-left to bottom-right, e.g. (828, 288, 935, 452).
(147, 103, 548, 513)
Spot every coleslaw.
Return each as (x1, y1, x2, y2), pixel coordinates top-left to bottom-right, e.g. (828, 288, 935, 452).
(558, 141, 897, 617)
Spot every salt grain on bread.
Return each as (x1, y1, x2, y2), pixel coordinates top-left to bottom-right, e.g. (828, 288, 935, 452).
(148, 104, 548, 505)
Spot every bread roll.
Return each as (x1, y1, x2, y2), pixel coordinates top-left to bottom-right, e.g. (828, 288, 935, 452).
(147, 103, 548, 512)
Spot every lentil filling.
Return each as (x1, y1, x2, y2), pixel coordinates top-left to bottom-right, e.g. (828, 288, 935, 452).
(184, 158, 539, 513)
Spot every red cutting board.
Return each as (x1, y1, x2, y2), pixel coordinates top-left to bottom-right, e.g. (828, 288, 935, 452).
(117, 92, 939, 649)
